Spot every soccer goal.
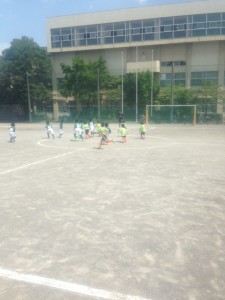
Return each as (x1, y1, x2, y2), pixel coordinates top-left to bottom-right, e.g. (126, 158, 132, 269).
(145, 104, 197, 126)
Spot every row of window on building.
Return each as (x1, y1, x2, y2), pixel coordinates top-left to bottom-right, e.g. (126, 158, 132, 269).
(50, 12, 225, 48)
(160, 71, 221, 87)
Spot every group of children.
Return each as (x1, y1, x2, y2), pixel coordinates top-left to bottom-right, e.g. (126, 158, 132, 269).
(7, 119, 147, 144)
(73, 120, 95, 141)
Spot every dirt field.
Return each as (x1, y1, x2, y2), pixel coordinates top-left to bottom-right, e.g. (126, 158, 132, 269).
(0, 122, 225, 300)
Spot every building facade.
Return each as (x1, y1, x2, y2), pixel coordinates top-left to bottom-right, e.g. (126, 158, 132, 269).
(46, 0, 225, 120)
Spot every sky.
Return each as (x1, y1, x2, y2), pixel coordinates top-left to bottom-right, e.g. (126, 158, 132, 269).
(0, 0, 198, 54)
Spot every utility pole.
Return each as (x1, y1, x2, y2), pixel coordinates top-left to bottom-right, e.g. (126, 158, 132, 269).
(121, 51, 124, 114)
(136, 45, 138, 123)
(97, 68, 100, 120)
(171, 62, 174, 123)
(26, 72, 32, 122)
(151, 49, 154, 118)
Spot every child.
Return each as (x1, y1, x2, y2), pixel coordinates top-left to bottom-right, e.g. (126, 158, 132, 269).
(83, 122, 90, 139)
(118, 123, 127, 143)
(105, 122, 114, 143)
(73, 120, 78, 139)
(95, 121, 102, 136)
(139, 121, 146, 139)
(89, 119, 95, 137)
(9, 122, 16, 143)
(58, 120, 63, 138)
(74, 124, 83, 141)
(45, 121, 55, 139)
(98, 122, 108, 149)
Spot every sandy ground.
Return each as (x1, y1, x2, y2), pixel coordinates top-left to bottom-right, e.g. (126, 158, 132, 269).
(0, 122, 225, 300)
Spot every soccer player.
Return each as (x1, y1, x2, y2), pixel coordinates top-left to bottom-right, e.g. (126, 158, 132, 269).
(58, 120, 63, 138)
(105, 122, 114, 143)
(98, 122, 108, 149)
(74, 124, 83, 141)
(83, 122, 90, 139)
(89, 119, 95, 137)
(139, 121, 146, 139)
(9, 122, 16, 143)
(118, 123, 127, 143)
(95, 121, 102, 136)
(45, 121, 55, 139)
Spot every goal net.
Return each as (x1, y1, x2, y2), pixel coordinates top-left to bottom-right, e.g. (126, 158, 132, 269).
(145, 105, 196, 125)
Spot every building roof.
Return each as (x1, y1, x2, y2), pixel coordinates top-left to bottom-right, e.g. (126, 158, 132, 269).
(46, 0, 225, 28)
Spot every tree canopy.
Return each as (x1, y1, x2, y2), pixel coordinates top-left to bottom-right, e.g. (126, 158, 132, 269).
(124, 71, 160, 109)
(0, 36, 52, 116)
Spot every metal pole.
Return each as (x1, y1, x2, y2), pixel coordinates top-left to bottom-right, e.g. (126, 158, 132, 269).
(121, 51, 124, 114)
(171, 62, 174, 106)
(97, 68, 100, 120)
(136, 46, 138, 123)
(151, 49, 154, 117)
(193, 105, 197, 126)
(26, 72, 32, 122)
(170, 62, 174, 123)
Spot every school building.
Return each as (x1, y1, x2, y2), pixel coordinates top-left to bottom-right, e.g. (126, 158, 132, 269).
(46, 0, 225, 121)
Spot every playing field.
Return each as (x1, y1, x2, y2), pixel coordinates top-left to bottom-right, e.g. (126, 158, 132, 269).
(0, 122, 225, 300)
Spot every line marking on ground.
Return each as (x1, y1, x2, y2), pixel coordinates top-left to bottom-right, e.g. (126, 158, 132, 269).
(0, 267, 152, 300)
(37, 138, 74, 149)
(0, 151, 77, 176)
(37, 138, 90, 150)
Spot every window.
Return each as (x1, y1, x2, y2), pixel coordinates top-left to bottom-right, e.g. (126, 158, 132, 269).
(191, 14, 206, 36)
(130, 20, 143, 41)
(143, 20, 155, 40)
(222, 21, 225, 35)
(131, 20, 142, 28)
(51, 28, 61, 48)
(207, 14, 221, 36)
(207, 13, 221, 22)
(193, 14, 206, 22)
(160, 18, 173, 39)
(175, 73, 186, 86)
(191, 71, 218, 87)
(102, 23, 114, 44)
(84, 25, 98, 45)
(161, 61, 186, 67)
(160, 73, 185, 87)
(114, 21, 126, 42)
(50, 11, 225, 48)
(207, 21, 221, 28)
(51, 28, 60, 35)
(111, 31, 117, 37)
(207, 28, 221, 36)
(161, 17, 173, 25)
(192, 29, 206, 37)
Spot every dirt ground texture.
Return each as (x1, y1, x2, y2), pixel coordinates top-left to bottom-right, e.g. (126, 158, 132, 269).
(0, 122, 225, 300)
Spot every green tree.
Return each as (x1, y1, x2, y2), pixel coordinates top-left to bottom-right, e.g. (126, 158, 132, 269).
(60, 56, 120, 108)
(104, 74, 121, 104)
(0, 36, 52, 117)
(156, 86, 193, 105)
(123, 73, 136, 107)
(191, 82, 219, 104)
(124, 71, 159, 109)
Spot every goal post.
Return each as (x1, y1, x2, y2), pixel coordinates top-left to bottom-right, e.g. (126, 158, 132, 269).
(145, 104, 197, 126)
